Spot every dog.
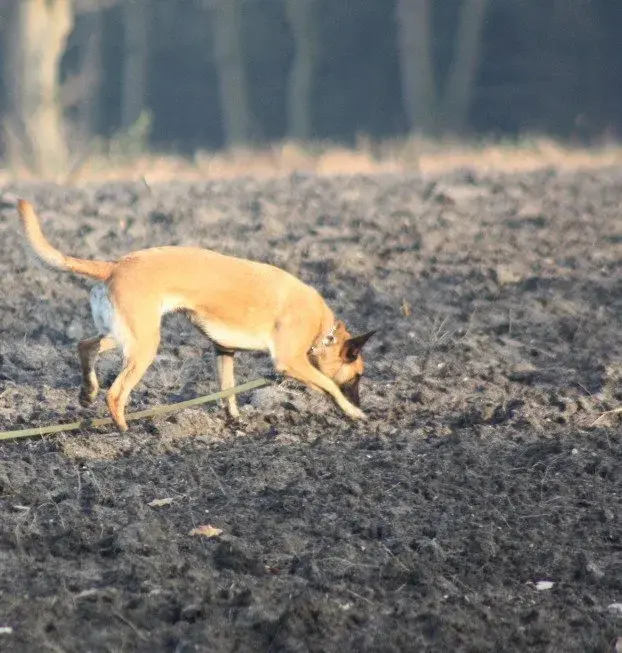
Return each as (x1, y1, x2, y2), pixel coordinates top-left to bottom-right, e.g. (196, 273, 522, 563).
(16, 200, 375, 431)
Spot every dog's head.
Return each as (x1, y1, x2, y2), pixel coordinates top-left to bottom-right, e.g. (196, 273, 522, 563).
(311, 321, 375, 407)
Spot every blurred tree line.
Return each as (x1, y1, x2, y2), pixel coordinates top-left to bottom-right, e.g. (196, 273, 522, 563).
(0, 0, 620, 175)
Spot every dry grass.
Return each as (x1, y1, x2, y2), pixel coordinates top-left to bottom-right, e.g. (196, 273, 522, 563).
(2, 135, 622, 185)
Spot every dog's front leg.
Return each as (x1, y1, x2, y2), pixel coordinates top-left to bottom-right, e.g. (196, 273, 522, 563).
(275, 355, 366, 420)
(215, 346, 240, 418)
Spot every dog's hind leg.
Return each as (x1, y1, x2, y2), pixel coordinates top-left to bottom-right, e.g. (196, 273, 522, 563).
(78, 335, 117, 407)
(215, 346, 240, 418)
(106, 333, 160, 432)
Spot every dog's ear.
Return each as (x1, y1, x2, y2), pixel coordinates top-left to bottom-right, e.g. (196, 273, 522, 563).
(340, 330, 376, 362)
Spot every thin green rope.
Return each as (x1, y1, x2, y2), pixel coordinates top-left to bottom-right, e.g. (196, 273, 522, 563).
(0, 378, 270, 441)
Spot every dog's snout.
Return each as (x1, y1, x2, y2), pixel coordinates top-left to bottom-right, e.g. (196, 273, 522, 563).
(342, 377, 361, 407)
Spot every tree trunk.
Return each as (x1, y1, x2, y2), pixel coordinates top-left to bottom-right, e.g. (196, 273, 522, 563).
(211, 0, 254, 147)
(395, 0, 437, 134)
(74, 8, 104, 137)
(285, 0, 318, 141)
(440, 0, 488, 133)
(4, 0, 74, 176)
(121, 0, 149, 129)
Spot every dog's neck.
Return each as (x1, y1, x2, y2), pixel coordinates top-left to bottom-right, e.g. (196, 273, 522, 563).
(308, 322, 337, 356)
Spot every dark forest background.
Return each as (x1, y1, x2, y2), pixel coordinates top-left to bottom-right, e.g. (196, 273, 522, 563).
(1, 0, 621, 176)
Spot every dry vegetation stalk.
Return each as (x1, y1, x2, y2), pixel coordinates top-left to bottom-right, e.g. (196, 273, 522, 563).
(0, 378, 270, 442)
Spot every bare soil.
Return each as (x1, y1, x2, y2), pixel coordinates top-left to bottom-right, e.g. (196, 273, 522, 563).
(0, 169, 620, 652)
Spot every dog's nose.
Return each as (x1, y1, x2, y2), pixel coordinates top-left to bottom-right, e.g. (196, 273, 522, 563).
(342, 380, 360, 407)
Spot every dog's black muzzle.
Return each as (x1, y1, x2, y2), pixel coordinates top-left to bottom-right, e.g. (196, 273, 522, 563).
(341, 378, 361, 407)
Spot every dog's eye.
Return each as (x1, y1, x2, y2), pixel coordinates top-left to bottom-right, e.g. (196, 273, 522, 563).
(325, 334, 336, 345)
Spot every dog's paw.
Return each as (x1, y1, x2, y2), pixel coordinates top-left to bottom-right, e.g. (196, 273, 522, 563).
(113, 419, 129, 433)
(79, 388, 97, 407)
(348, 407, 367, 421)
(224, 411, 241, 424)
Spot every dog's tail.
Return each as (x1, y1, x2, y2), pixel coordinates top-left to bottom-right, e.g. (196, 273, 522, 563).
(17, 199, 114, 281)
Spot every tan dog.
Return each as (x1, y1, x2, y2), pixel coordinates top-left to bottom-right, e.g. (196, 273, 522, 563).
(17, 200, 375, 431)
